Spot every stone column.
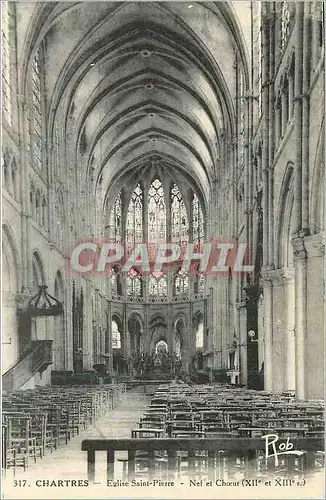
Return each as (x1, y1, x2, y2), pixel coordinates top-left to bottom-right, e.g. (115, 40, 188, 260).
(262, 274, 273, 390)
(107, 302, 113, 372)
(18, 98, 31, 292)
(293, 2, 304, 233)
(262, 10, 270, 267)
(100, 297, 107, 361)
(222, 278, 228, 368)
(292, 236, 307, 399)
(83, 279, 93, 370)
(268, 10, 275, 270)
(189, 299, 194, 371)
(302, 2, 311, 233)
(143, 180, 149, 302)
(237, 302, 247, 385)
(229, 137, 237, 237)
(64, 278, 73, 371)
(167, 305, 173, 354)
(257, 292, 264, 371)
(282, 268, 295, 391)
(268, 270, 287, 391)
(304, 234, 325, 398)
(123, 302, 128, 370)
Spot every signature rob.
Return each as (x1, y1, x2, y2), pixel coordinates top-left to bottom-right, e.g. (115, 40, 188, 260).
(262, 434, 304, 466)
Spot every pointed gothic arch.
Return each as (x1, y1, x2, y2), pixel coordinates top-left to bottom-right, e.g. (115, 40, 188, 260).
(32, 250, 45, 293)
(310, 121, 324, 235)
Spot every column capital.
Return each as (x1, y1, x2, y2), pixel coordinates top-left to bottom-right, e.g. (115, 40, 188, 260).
(263, 267, 295, 285)
(280, 267, 295, 282)
(261, 268, 284, 286)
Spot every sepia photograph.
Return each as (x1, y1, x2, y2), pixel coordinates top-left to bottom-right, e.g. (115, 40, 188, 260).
(1, 1, 325, 499)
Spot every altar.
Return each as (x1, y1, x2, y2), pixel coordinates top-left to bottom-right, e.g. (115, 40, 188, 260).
(134, 341, 183, 380)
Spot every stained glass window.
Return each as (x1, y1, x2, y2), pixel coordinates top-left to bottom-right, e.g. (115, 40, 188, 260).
(192, 194, 204, 248)
(127, 268, 142, 297)
(110, 266, 122, 296)
(112, 320, 121, 349)
(281, 1, 290, 50)
(110, 272, 117, 295)
(149, 274, 167, 296)
(32, 49, 42, 170)
(196, 321, 204, 349)
(174, 268, 189, 295)
(194, 264, 205, 294)
(148, 178, 166, 246)
(108, 192, 122, 243)
(107, 181, 205, 298)
(171, 184, 189, 244)
(2, 2, 12, 125)
(126, 184, 143, 248)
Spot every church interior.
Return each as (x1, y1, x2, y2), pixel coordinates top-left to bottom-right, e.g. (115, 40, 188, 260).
(1, 0, 325, 491)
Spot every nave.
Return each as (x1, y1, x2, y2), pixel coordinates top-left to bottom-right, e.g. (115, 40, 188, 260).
(2, 0, 325, 399)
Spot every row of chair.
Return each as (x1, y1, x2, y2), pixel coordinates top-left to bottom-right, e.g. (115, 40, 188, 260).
(132, 383, 324, 439)
(2, 383, 126, 475)
(127, 382, 324, 479)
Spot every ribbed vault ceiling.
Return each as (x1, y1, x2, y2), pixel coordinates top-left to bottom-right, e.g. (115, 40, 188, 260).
(28, 2, 248, 203)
